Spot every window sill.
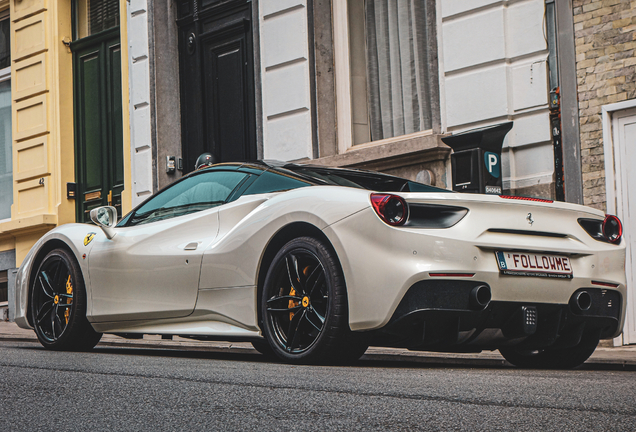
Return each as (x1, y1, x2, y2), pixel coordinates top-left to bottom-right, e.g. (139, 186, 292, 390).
(0, 214, 57, 237)
(310, 131, 451, 171)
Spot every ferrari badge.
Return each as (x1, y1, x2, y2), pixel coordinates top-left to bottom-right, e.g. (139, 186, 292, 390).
(84, 232, 96, 246)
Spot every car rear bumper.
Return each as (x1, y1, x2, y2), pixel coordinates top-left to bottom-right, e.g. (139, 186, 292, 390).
(367, 279, 621, 350)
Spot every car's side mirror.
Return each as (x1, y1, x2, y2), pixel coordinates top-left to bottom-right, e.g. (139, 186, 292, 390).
(89, 206, 118, 239)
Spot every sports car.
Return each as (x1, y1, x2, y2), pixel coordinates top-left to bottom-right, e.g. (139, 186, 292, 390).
(13, 161, 626, 368)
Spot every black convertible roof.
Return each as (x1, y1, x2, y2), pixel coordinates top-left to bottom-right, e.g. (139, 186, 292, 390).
(193, 160, 451, 194)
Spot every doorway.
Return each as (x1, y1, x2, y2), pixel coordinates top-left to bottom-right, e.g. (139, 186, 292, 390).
(176, 0, 257, 174)
(71, 0, 124, 222)
(603, 101, 636, 344)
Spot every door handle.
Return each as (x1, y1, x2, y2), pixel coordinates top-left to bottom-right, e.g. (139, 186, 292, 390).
(184, 242, 198, 251)
(107, 190, 113, 206)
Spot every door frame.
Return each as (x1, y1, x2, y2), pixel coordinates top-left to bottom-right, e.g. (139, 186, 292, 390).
(175, 0, 257, 173)
(602, 98, 636, 345)
(70, 27, 125, 222)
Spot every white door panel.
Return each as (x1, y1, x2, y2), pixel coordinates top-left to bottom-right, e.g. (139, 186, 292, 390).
(87, 209, 220, 322)
(611, 107, 636, 344)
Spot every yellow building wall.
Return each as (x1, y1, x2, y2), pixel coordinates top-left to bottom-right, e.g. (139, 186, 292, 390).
(0, 0, 132, 265)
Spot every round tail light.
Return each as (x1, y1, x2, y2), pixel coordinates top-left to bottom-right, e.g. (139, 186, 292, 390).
(370, 193, 408, 226)
(602, 214, 622, 244)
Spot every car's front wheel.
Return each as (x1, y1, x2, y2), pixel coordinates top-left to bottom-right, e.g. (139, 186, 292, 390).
(261, 237, 366, 364)
(499, 330, 600, 369)
(31, 248, 102, 351)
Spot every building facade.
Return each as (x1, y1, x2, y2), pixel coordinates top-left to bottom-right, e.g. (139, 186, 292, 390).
(572, 0, 636, 344)
(137, 0, 580, 195)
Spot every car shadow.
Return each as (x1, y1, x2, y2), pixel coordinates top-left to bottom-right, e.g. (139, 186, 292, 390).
(90, 344, 636, 372)
(8, 340, 634, 371)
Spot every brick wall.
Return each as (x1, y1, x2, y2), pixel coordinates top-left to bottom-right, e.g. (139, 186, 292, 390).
(573, 0, 636, 210)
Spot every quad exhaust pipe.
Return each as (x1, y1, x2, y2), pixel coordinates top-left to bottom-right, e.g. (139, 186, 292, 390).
(570, 290, 592, 313)
(469, 285, 491, 310)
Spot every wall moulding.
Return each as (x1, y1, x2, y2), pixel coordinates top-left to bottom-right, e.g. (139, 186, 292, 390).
(12, 11, 48, 62)
(14, 134, 48, 181)
(15, 175, 49, 216)
(13, 52, 47, 101)
(14, 93, 48, 141)
(11, 0, 47, 23)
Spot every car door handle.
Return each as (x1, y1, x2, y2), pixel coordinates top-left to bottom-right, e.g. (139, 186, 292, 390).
(184, 242, 198, 251)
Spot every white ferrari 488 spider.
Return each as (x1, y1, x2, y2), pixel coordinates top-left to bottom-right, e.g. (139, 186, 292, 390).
(13, 161, 626, 368)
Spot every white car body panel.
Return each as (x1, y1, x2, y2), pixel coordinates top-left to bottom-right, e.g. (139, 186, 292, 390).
(199, 187, 368, 290)
(87, 208, 219, 322)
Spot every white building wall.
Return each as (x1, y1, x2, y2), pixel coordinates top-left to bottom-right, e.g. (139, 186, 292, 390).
(259, 0, 313, 161)
(440, 0, 553, 192)
(127, 0, 153, 206)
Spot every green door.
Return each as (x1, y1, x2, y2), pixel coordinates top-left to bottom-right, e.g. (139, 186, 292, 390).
(71, 27, 124, 222)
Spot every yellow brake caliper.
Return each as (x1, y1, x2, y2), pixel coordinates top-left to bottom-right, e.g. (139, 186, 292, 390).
(288, 287, 297, 321)
(64, 275, 73, 324)
(288, 266, 312, 321)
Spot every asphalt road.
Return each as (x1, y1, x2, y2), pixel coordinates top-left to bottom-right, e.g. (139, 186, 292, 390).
(1, 341, 635, 431)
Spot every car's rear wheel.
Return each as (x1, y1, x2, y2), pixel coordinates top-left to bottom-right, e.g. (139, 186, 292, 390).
(261, 237, 366, 364)
(31, 248, 102, 351)
(499, 330, 600, 369)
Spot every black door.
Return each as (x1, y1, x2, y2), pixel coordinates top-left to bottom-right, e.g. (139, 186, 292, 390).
(71, 27, 125, 222)
(177, 0, 257, 174)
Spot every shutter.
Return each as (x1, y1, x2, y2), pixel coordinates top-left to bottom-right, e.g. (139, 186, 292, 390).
(89, 0, 120, 35)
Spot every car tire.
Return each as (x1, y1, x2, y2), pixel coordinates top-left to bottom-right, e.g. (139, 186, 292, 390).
(261, 236, 364, 364)
(499, 330, 600, 369)
(31, 248, 102, 351)
(251, 339, 276, 358)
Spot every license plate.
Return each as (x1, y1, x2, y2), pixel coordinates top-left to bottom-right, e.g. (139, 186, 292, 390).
(495, 251, 573, 279)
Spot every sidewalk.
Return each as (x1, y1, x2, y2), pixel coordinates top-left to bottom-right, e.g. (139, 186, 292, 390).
(1, 320, 635, 368)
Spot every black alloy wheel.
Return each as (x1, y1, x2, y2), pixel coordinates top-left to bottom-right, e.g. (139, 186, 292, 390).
(31, 248, 102, 351)
(261, 237, 367, 364)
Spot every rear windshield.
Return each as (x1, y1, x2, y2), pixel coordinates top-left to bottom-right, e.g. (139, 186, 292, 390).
(283, 166, 452, 193)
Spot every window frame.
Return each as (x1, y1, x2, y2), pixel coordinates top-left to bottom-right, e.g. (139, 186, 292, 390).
(332, 0, 439, 154)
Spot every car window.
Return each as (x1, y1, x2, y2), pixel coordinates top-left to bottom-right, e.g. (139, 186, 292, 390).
(126, 170, 248, 226)
(244, 170, 311, 195)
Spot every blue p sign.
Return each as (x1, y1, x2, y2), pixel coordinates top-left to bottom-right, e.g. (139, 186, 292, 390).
(484, 151, 500, 178)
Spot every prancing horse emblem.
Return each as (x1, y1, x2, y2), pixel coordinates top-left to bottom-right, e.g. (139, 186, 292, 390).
(526, 213, 534, 226)
(84, 232, 96, 246)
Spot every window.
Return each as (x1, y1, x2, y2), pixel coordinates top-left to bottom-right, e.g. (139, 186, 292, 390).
(0, 270, 7, 304)
(124, 170, 248, 226)
(244, 171, 311, 196)
(334, 0, 434, 149)
(0, 17, 9, 69)
(75, 0, 120, 39)
(0, 12, 11, 221)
